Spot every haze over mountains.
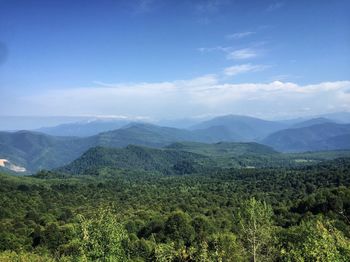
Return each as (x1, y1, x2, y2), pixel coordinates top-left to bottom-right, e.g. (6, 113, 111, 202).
(0, 112, 350, 173)
(37, 119, 131, 137)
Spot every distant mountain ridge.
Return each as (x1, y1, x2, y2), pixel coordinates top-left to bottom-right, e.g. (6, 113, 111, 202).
(262, 123, 350, 152)
(0, 130, 90, 171)
(290, 117, 334, 128)
(1, 114, 350, 172)
(36, 119, 132, 137)
(0, 123, 219, 171)
(191, 114, 287, 141)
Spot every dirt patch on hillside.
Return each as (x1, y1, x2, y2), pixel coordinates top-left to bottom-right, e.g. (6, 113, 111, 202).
(0, 159, 8, 167)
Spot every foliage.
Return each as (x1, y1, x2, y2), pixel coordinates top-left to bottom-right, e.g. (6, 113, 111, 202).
(0, 251, 55, 262)
(77, 209, 127, 261)
(237, 198, 275, 261)
(279, 219, 350, 261)
(1, 157, 350, 261)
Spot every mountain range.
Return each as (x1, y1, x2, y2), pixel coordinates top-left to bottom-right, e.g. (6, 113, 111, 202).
(0, 113, 350, 173)
(37, 119, 131, 137)
(1, 111, 346, 137)
(262, 123, 350, 152)
(190, 114, 287, 141)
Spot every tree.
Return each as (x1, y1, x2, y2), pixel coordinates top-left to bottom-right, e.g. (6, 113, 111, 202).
(164, 211, 195, 247)
(237, 198, 275, 262)
(77, 208, 127, 261)
(279, 219, 350, 261)
(210, 232, 245, 262)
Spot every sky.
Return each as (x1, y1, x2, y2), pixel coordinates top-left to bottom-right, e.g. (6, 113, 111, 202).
(0, 0, 349, 120)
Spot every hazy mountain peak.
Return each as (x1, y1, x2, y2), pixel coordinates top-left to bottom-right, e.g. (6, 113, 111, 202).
(191, 114, 287, 141)
(291, 117, 335, 128)
(262, 122, 350, 152)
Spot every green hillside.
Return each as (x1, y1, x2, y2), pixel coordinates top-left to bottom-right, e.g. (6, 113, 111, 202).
(58, 142, 350, 176)
(58, 145, 212, 175)
(166, 141, 350, 168)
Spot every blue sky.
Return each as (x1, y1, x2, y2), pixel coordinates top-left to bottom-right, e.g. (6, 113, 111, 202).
(0, 0, 349, 119)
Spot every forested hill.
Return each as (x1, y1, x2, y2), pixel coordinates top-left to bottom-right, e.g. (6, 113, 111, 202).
(57, 145, 212, 175)
(57, 142, 279, 176)
(166, 141, 277, 156)
(56, 142, 350, 176)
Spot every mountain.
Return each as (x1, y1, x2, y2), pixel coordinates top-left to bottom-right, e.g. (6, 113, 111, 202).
(0, 123, 209, 172)
(58, 145, 210, 175)
(262, 123, 350, 152)
(291, 117, 335, 128)
(37, 119, 132, 137)
(191, 115, 287, 141)
(316, 134, 350, 150)
(277, 112, 350, 126)
(91, 123, 199, 147)
(156, 117, 207, 129)
(58, 142, 279, 175)
(90, 122, 246, 147)
(2, 118, 350, 173)
(0, 130, 92, 171)
(319, 112, 350, 123)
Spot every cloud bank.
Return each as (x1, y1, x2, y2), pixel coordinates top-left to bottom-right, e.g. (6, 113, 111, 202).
(14, 76, 350, 120)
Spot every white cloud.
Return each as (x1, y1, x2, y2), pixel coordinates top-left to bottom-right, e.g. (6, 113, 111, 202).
(15, 77, 350, 119)
(198, 46, 261, 61)
(224, 64, 268, 76)
(227, 48, 258, 60)
(198, 46, 230, 53)
(227, 31, 255, 39)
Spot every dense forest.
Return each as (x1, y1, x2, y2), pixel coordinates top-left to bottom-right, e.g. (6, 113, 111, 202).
(1, 155, 350, 261)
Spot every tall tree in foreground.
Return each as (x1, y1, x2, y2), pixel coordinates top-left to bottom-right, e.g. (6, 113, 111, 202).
(237, 197, 275, 262)
(77, 208, 127, 261)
